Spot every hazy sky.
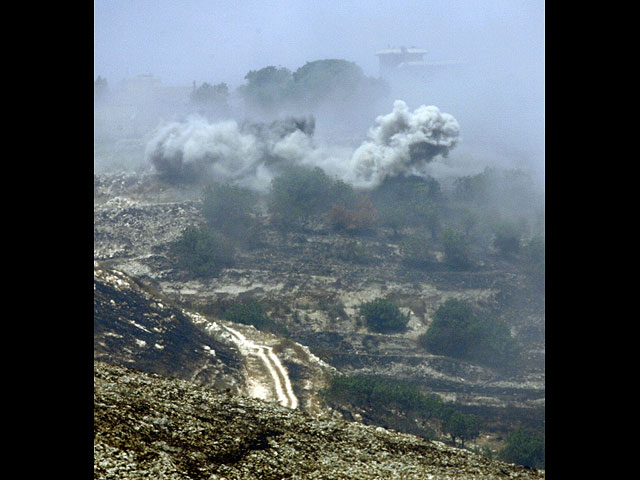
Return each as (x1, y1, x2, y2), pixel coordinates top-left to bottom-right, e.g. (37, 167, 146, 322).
(94, 0, 543, 86)
(94, 0, 544, 177)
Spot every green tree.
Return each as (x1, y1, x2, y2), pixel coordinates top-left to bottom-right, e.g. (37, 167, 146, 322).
(419, 299, 475, 358)
(169, 226, 235, 277)
(239, 59, 389, 122)
(371, 175, 441, 237)
(418, 299, 520, 372)
(268, 166, 343, 229)
(190, 82, 230, 114)
(440, 408, 481, 448)
(442, 228, 472, 269)
(291, 59, 366, 105)
(360, 298, 409, 334)
(453, 170, 491, 203)
(499, 428, 545, 469)
(239, 66, 294, 112)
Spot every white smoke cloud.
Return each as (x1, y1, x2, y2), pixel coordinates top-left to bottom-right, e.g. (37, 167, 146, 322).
(144, 100, 459, 190)
(342, 100, 460, 187)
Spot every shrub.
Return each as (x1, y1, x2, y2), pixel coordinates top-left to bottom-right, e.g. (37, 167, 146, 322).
(335, 240, 374, 265)
(323, 374, 486, 444)
(492, 221, 522, 256)
(419, 299, 475, 358)
(268, 166, 354, 229)
(169, 226, 235, 277)
(401, 232, 438, 269)
(499, 428, 545, 470)
(370, 175, 441, 236)
(442, 228, 472, 269)
(418, 298, 520, 372)
(200, 182, 259, 245)
(222, 300, 289, 336)
(324, 375, 442, 415)
(329, 197, 377, 234)
(360, 298, 409, 334)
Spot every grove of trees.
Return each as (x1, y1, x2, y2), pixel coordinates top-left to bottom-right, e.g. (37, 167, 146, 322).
(238, 59, 389, 119)
(323, 374, 481, 447)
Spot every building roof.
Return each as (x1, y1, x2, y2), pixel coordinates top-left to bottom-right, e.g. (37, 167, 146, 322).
(376, 47, 427, 56)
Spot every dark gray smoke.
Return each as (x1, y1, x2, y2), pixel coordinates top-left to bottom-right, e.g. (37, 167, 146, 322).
(145, 115, 316, 188)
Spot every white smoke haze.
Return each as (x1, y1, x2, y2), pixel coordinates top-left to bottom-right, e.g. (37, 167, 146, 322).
(344, 100, 459, 188)
(96, 1, 543, 195)
(144, 100, 460, 191)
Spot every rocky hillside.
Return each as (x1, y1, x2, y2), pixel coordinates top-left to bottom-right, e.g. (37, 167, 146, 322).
(94, 360, 544, 479)
(95, 260, 334, 413)
(94, 170, 544, 455)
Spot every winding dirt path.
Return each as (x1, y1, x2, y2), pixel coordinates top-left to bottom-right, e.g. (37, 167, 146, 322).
(187, 310, 298, 409)
(222, 324, 299, 409)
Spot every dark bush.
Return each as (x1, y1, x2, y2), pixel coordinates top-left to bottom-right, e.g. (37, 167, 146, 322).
(370, 175, 441, 236)
(499, 428, 545, 470)
(200, 182, 260, 246)
(323, 374, 484, 444)
(360, 298, 409, 334)
(268, 166, 352, 229)
(419, 299, 475, 358)
(169, 226, 235, 277)
(222, 300, 289, 336)
(335, 240, 374, 265)
(418, 298, 520, 372)
(442, 228, 472, 269)
(324, 375, 442, 415)
(492, 221, 522, 256)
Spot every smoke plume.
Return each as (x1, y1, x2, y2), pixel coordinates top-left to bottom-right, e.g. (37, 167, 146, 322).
(145, 100, 459, 190)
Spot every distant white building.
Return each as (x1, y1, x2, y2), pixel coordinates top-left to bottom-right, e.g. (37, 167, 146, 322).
(376, 47, 461, 79)
(376, 47, 427, 77)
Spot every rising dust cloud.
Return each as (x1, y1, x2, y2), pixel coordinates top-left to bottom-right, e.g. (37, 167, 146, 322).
(95, 0, 544, 199)
(145, 100, 459, 191)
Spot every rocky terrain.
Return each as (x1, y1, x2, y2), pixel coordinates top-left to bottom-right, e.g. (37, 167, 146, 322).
(94, 170, 545, 460)
(95, 260, 334, 413)
(94, 360, 544, 479)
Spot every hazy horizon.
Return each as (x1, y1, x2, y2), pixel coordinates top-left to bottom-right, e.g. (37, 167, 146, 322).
(94, 0, 544, 183)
